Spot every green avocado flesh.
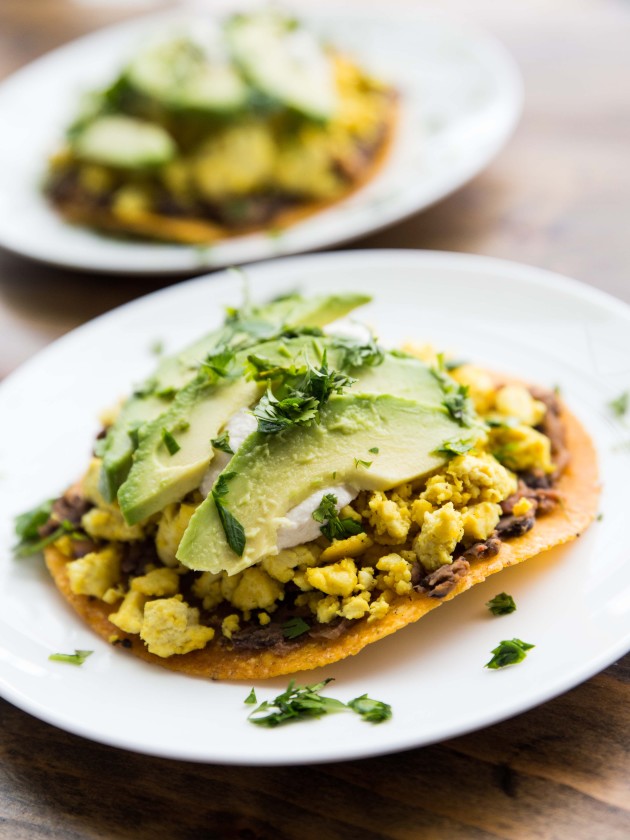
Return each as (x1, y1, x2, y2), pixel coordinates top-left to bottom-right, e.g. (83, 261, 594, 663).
(118, 333, 333, 525)
(177, 393, 476, 575)
(118, 343, 452, 525)
(99, 292, 369, 502)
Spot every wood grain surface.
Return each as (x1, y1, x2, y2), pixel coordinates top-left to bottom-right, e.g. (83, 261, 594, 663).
(1, 2, 629, 838)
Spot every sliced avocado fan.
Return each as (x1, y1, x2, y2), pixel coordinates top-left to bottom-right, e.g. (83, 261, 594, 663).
(176, 393, 486, 576)
(118, 332, 335, 525)
(99, 292, 369, 502)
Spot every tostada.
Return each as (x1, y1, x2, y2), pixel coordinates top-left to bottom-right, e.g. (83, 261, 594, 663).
(44, 10, 397, 244)
(19, 292, 599, 679)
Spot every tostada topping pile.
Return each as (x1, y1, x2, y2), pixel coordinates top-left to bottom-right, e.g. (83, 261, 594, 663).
(23, 290, 592, 680)
(44, 10, 397, 244)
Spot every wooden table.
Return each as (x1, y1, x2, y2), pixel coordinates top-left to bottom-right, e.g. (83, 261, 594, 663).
(1, 2, 629, 837)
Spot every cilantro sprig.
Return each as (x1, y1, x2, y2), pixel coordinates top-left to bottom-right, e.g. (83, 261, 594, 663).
(485, 638, 534, 669)
(252, 352, 354, 434)
(13, 501, 87, 558)
(247, 678, 391, 727)
(332, 336, 384, 369)
(312, 494, 364, 541)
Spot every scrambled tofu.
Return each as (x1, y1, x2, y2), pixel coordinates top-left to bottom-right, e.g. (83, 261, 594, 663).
(139, 597, 215, 657)
(413, 503, 464, 572)
(67, 546, 121, 599)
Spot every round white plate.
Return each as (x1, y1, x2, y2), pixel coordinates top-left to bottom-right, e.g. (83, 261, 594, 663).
(0, 0, 521, 274)
(1, 250, 628, 765)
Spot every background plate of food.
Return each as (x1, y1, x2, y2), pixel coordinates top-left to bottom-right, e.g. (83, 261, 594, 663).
(0, 0, 522, 274)
(0, 249, 628, 765)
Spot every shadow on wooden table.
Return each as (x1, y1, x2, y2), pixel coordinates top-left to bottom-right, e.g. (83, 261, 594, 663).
(1, 655, 628, 840)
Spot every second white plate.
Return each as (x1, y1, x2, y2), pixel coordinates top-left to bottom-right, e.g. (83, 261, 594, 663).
(0, 0, 521, 273)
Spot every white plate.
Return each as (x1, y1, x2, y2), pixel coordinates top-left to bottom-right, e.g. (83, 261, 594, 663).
(1, 250, 628, 765)
(0, 0, 521, 274)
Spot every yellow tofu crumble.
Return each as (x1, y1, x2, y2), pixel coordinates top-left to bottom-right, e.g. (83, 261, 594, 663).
(59, 367, 558, 657)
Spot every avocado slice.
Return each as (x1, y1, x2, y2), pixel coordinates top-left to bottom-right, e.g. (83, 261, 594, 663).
(117, 342, 452, 525)
(177, 393, 486, 575)
(117, 333, 343, 525)
(99, 292, 370, 501)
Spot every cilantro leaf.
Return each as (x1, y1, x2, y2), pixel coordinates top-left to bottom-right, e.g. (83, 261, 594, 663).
(13, 503, 85, 559)
(485, 638, 534, 669)
(211, 432, 234, 455)
(244, 688, 257, 705)
(14, 499, 54, 544)
(199, 348, 236, 381)
(281, 617, 310, 639)
(212, 472, 245, 556)
(332, 336, 384, 369)
(486, 593, 517, 616)
(312, 493, 364, 541)
(443, 384, 475, 427)
(253, 387, 319, 434)
(354, 458, 372, 469)
(161, 428, 181, 456)
(608, 391, 629, 418)
(49, 649, 93, 666)
(248, 679, 346, 727)
(436, 438, 475, 457)
(368, 447, 379, 454)
(347, 694, 392, 723)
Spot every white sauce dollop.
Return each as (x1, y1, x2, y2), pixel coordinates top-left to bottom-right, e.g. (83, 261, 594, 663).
(199, 408, 257, 497)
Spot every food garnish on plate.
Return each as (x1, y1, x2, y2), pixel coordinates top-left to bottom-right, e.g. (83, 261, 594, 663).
(17, 292, 599, 680)
(44, 10, 397, 244)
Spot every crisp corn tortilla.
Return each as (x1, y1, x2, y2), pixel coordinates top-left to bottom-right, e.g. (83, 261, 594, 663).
(43, 394, 599, 681)
(50, 103, 397, 246)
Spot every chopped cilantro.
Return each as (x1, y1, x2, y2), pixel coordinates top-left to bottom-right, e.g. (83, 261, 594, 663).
(211, 432, 234, 455)
(252, 352, 354, 434)
(436, 438, 475, 457)
(486, 593, 517, 616)
(161, 428, 181, 456)
(149, 339, 164, 356)
(347, 694, 392, 723)
(282, 617, 310, 640)
(49, 649, 93, 666)
(608, 391, 629, 418)
(212, 472, 246, 556)
(244, 688, 257, 705)
(332, 336, 384, 369)
(596, 512, 604, 521)
(248, 679, 346, 727)
(368, 447, 379, 454)
(312, 493, 364, 541)
(443, 384, 475, 427)
(354, 458, 372, 469)
(199, 348, 236, 381)
(485, 638, 534, 669)
(14, 499, 54, 544)
(253, 387, 319, 434)
(247, 679, 392, 727)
